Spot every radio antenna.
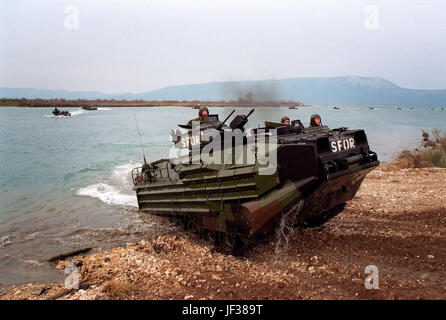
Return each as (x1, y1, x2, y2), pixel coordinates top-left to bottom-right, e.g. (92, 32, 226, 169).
(132, 109, 147, 164)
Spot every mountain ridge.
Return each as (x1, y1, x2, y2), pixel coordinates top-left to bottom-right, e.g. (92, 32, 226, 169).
(2, 76, 446, 107)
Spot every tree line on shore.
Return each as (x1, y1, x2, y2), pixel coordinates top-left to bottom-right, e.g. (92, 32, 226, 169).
(0, 98, 300, 108)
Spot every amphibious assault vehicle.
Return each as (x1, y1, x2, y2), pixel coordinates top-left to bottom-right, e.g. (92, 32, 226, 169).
(81, 106, 98, 111)
(131, 110, 379, 251)
(52, 108, 71, 117)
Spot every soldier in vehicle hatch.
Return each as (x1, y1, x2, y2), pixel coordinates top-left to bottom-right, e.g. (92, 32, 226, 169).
(187, 107, 210, 126)
(280, 116, 290, 125)
(310, 114, 322, 127)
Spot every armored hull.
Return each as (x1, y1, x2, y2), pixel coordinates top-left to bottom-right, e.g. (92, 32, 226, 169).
(132, 113, 379, 251)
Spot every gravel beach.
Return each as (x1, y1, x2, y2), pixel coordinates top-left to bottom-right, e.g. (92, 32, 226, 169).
(1, 163, 445, 300)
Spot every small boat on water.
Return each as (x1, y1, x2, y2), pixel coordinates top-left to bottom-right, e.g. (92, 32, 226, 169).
(333, 106, 340, 110)
(369, 107, 376, 110)
(289, 106, 299, 109)
(81, 106, 98, 111)
(52, 107, 71, 117)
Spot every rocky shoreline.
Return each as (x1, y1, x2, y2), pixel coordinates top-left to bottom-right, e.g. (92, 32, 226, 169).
(1, 163, 445, 300)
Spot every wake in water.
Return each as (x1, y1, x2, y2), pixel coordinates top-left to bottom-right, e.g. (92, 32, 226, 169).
(76, 162, 140, 208)
(70, 109, 85, 116)
(274, 200, 304, 254)
(46, 115, 71, 118)
(77, 183, 137, 207)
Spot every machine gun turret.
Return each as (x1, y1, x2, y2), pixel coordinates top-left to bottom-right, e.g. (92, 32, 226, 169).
(229, 109, 255, 131)
(217, 110, 235, 131)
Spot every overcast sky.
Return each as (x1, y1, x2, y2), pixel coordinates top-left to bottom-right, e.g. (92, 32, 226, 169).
(1, 0, 446, 93)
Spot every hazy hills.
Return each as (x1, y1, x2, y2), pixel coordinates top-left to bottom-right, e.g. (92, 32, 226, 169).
(2, 76, 446, 107)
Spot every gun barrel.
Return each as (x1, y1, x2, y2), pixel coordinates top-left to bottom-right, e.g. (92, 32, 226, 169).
(246, 108, 255, 118)
(221, 110, 235, 126)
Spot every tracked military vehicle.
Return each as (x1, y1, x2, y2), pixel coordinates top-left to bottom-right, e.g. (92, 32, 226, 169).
(131, 109, 379, 251)
(52, 108, 71, 117)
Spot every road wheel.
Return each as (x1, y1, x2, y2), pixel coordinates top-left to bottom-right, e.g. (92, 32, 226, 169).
(204, 230, 217, 245)
(219, 233, 239, 253)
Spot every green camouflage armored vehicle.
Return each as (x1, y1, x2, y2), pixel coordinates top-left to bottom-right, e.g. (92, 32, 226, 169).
(131, 110, 379, 252)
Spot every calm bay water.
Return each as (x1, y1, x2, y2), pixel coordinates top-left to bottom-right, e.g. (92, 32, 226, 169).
(0, 106, 445, 287)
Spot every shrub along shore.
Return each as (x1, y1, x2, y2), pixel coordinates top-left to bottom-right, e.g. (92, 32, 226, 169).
(397, 129, 446, 168)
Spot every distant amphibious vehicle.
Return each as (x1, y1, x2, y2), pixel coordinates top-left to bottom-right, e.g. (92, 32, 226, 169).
(52, 108, 71, 117)
(81, 106, 98, 111)
(132, 109, 379, 252)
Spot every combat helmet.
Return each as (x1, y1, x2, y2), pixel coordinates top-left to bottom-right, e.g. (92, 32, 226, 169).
(199, 107, 209, 119)
(310, 114, 322, 127)
(280, 116, 290, 125)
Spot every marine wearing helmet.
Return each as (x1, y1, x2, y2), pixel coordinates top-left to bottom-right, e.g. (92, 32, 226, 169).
(187, 107, 210, 126)
(198, 107, 209, 119)
(310, 114, 322, 127)
(280, 116, 290, 125)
